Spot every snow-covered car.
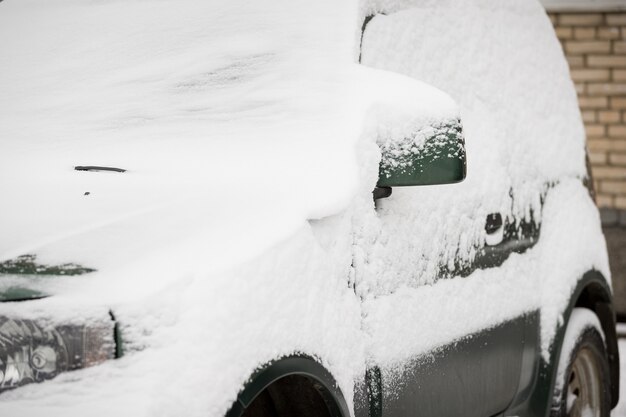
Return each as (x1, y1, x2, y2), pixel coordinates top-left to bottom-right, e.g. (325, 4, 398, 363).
(0, 0, 620, 416)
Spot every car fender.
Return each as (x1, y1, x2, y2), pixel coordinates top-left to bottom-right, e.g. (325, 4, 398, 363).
(506, 269, 619, 417)
(225, 355, 350, 417)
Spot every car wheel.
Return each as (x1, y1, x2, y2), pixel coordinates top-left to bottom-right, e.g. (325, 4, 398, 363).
(552, 308, 611, 417)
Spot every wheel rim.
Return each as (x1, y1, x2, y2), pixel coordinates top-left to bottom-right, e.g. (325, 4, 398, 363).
(566, 347, 602, 417)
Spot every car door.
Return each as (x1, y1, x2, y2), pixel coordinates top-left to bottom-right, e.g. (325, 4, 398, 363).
(357, 186, 533, 417)
(355, 9, 546, 415)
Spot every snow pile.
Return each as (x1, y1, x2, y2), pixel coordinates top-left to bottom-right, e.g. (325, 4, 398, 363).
(0, 0, 459, 286)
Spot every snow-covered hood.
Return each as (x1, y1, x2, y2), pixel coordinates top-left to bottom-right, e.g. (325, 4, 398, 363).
(0, 0, 460, 306)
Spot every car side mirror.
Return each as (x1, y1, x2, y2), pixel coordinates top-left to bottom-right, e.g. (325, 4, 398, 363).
(376, 118, 467, 189)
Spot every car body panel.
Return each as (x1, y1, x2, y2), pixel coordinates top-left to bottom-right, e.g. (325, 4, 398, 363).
(505, 270, 619, 417)
(0, 1, 617, 416)
(377, 315, 526, 417)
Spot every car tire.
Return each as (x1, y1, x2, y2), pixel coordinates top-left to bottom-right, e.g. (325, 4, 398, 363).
(551, 307, 611, 417)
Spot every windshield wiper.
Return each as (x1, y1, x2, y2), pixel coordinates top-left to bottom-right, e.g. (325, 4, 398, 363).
(75, 166, 126, 173)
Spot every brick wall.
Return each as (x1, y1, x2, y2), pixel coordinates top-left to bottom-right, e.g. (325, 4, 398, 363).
(548, 12, 626, 209)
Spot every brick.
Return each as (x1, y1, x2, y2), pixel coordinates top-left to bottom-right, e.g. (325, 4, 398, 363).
(610, 153, 626, 166)
(587, 83, 626, 95)
(615, 42, 626, 54)
(575, 83, 586, 95)
(586, 124, 606, 137)
(606, 13, 626, 26)
(600, 180, 626, 194)
(598, 27, 621, 40)
(574, 27, 596, 40)
(582, 110, 597, 123)
(570, 69, 610, 82)
(587, 138, 626, 151)
(566, 55, 585, 68)
(556, 27, 573, 40)
(593, 166, 626, 179)
(565, 41, 611, 54)
(615, 70, 626, 81)
(596, 194, 614, 207)
(598, 110, 621, 123)
(559, 14, 604, 26)
(586, 123, 607, 137)
(611, 97, 626, 109)
(588, 55, 626, 68)
(609, 125, 626, 138)
(579, 96, 608, 109)
(589, 151, 607, 164)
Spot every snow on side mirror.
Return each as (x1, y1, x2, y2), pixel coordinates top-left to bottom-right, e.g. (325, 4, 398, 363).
(376, 118, 467, 188)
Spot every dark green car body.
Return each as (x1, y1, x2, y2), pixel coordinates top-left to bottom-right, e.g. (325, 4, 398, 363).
(226, 250, 618, 417)
(0, 4, 618, 417)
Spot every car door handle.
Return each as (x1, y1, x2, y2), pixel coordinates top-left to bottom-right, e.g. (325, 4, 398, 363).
(485, 213, 504, 246)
